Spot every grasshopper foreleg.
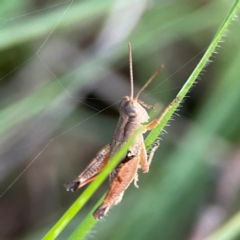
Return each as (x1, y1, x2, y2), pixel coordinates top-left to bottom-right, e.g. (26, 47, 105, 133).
(145, 97, 180, 130)
(146, 140, 160, 170)
(140, 139, 160, 173)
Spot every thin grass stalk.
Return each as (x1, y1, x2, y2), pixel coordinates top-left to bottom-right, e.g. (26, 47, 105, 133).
(43, 1, 240, 239)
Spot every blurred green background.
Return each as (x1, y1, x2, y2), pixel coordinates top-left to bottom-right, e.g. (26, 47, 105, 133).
(1, 0, 240, 239)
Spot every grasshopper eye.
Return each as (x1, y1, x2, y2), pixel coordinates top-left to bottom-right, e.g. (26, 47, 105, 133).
(126, 105, 138, 117)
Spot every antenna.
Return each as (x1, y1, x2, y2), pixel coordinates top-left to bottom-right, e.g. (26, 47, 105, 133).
(128, 43, 134, 100)
(135, 64, 164, 100)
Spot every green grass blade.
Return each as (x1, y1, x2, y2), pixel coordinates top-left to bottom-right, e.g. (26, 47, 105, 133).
(205, 210, 240, 240)
(68, 194, 105, 240)
(42, 1, 240, 239)
(0, 0, 112, 51)
(43, 129, 141, 240)
(145, 0, 240, 150)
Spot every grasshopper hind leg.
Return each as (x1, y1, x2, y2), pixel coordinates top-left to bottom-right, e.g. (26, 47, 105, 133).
(93, 192, 124, 220)
(93, 155, 139, 220)
(93, 204, 110, 220)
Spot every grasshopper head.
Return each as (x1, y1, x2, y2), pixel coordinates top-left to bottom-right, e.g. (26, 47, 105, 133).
(119, 96, 149, 123)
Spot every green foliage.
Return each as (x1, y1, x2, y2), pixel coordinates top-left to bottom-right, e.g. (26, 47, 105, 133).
(1, 1, 240, 240)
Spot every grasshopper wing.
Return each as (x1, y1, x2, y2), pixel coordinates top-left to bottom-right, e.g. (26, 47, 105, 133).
(65, 144, 110, 192)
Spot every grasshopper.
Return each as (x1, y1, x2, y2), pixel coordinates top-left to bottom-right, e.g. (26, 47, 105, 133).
(65, 43, 179, 220)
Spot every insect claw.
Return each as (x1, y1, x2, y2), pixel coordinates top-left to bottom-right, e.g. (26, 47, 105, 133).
(134, 182, 139, 188)
(134, 173, 139, 188)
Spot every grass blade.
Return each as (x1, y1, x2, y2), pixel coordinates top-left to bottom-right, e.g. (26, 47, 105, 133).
(43, 1, 240, 239)
(205, 211, 240, 240)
